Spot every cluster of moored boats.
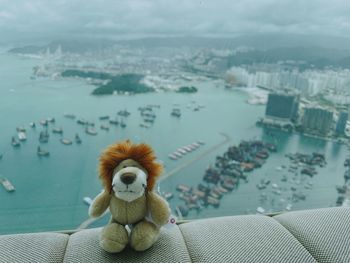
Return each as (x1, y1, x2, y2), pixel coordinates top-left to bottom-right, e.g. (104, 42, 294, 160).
(336, 159, 350, 206)
(285, 152, 326, 177)
(138, 105, 159, 128)
(256, 151, 328, 214)
(174, 140, 278, 217)
(168, 141, 205, 160)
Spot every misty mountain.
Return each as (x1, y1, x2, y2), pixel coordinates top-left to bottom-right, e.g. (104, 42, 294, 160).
(227, 47, 350, 69)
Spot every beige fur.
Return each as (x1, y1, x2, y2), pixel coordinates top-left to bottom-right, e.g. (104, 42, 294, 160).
(90, 151, 170, 253)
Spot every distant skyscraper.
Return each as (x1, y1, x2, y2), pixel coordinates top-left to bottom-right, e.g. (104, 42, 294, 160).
(302, 107, 334, 135)
(265, 93, 299, 122)
(335, 111, 348, 135)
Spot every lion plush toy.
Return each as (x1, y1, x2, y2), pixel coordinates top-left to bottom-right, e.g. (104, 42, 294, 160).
(89, 140, 170, 253)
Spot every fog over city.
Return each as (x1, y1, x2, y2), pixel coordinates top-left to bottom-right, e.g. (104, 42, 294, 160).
(1, 0, 350, 43)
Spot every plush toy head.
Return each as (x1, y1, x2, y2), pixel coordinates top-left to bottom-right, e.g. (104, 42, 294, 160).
(99, 140, 163, 201)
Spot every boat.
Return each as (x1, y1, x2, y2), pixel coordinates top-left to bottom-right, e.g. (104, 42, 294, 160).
(100, 124, 110, 131)
(120, 120, 126, 128)
(109, 118, 119, 125)
(99, 115, 110, 120)
(29, 122, 36, 128)
(163, 192, 174, 200)
(0, 177, 15, 192)
(117, 109, 131, 117)
(140, 123, 151, 128)
(11, 137, 20, 147)
(75, 134, 82, 144)
(83, 197, 93, 206)
(40, 120, 48, 126)
(16, 126, 26, 132)
(39, 130, 49, 143)
(176, 184, 191, 193)
(37, 146, 49, 157)
(18, 131, 27, 141)
(171, 108, 181, 117)
(168, 154, 178, 160)
(52, 127, 63, 134)
(85, 127, 98, 135)
(64, 113, 76, 119)
(60, 138, 72, 145)
(47, 117, 55, 123)
(77, 119, 87, 125)
(256, 207, 265, 214)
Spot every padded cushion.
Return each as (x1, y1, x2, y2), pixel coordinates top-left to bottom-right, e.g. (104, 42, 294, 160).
(179, 215, 317, 263)
(0, 232, 68, 263)
(274, 207, 350, 263)
(63, 226, 191, 263)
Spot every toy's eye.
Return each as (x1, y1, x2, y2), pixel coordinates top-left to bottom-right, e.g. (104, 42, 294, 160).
(123, 165, 127, 168)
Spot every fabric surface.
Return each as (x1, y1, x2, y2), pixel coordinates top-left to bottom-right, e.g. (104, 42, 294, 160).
(274, 206, 350, 263)
(63, 225, 191, 263)
(179, 215, 317, 263)
(0, 232, 68, 263)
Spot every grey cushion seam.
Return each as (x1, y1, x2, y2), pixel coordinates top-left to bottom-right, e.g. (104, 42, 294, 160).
(178, 225, 194, 263)
(61, 234, 71, 263)
(271, 217, 319, 263)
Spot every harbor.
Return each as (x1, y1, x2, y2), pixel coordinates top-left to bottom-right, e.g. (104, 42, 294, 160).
(0, 52, 348, 234)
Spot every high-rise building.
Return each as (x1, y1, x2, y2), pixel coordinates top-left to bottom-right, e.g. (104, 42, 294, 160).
(335, 111, 348, 135)
(302, 107, 334, 135)
(265, 93, 299, 122)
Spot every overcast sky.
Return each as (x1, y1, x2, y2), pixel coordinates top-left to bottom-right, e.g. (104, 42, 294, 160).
(1, 0, 350, 43)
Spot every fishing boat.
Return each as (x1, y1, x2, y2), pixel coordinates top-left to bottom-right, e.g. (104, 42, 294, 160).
(64, 113, 76, 119)
(120, 119, 126, 128)
(0, 177, 15, 192)
(47, 117, 55, 123)
(171, 108, 181, 117)
(85, 127, 98, 135)
(77, 119, 87, 125)
(163, 192, 174, 200)
(52, 127, 63, 134)
(100, 124, 110, 131)
(39, 130, 49, 143)
(99, 115, 110, 120)
(37, 146, 49, 157)
(117, 109, 131, 117)
(60, 138, 72, 145)
(29, 122, 36, 128)
(16, 126, 26, 132)
(18, 131, 27, 141)
(109, 118, 119, 125)
(168, 154, 178, 160)
(11, 137, 20, 147)
(40, 120, 48, 126)
(75, 134, 82, 144)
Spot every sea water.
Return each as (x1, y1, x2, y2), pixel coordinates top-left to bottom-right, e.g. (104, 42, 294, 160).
(0, 53, 346, 234)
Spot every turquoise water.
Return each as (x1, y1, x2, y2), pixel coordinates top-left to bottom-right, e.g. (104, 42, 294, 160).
(0, 53, 347, 234)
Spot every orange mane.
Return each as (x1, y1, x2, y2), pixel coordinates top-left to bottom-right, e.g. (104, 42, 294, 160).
(99, 140, 163, 192)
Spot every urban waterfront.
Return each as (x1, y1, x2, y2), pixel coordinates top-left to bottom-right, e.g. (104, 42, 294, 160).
(0, 52, 347, 234)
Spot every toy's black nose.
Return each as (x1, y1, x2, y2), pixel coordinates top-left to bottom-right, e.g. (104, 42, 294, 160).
(120, 172, 136, 185)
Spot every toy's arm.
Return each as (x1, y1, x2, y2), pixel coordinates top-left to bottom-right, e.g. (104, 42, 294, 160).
(89, 190, 112, 218)
(147, 191, 170, 226)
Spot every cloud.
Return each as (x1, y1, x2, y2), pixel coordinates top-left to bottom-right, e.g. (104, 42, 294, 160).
(1, 0, 350, 42)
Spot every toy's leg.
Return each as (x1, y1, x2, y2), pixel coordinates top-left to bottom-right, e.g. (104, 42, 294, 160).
(130, 220, 160, 251)
(100, 222, 128, 253)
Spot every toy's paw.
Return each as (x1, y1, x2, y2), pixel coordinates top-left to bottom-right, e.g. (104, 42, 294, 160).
(130, 220, 160, 251)
(100, 223, 128, 253)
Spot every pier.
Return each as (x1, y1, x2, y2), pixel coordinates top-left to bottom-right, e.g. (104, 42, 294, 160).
(160, 133, 231, 182)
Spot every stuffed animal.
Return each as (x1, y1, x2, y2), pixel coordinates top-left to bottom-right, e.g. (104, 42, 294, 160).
(89, 140, 170, 253)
